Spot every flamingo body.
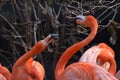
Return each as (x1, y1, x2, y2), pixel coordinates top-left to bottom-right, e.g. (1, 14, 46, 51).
(11, 58, 45, 80)
(62, 62, 118, 80)
(25, 58, 45, 80)
(79, 43, 116, 75)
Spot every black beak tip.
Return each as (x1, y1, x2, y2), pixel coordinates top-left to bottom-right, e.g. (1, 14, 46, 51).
(50, 33, 59, 39)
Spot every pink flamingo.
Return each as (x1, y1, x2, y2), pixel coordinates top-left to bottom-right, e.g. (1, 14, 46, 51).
(55, 15, 99, 80)
(79, 42, 116, 75)
(55, 15, 118, 80)
(10, 34, 57, 80)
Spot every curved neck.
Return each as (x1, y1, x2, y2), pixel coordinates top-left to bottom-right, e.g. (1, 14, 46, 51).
(13, 41, 46, 68)
(55, 24, 98, 80)
(109, 57, 116, 75)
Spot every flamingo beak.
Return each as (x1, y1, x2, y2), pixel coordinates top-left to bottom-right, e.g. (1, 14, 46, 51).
(43, 34, 59, 45)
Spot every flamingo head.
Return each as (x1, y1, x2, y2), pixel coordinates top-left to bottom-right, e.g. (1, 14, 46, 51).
(75, 15, 86, 24)
(75, 15, 98, 29)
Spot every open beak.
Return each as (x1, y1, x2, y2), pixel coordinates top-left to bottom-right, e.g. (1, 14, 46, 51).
(44, 34, 59, 45)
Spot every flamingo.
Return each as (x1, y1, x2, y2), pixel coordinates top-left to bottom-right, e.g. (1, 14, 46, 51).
(0, 64, 11, 80)
(10, 34, 58, 80)
(55, 15, 99, 80)
(79, 42, 116, 75)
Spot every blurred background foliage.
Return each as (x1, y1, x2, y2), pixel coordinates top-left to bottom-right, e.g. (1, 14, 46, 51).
(0, 0, 120, 80)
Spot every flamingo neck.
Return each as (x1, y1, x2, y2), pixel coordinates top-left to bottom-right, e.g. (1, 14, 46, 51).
(55, 24, 98, 80)
(108, 57, 116, 75)
(13, 40, 46, 68)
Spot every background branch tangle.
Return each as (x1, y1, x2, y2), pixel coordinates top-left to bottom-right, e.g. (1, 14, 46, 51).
(0, 0, 120, 80)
